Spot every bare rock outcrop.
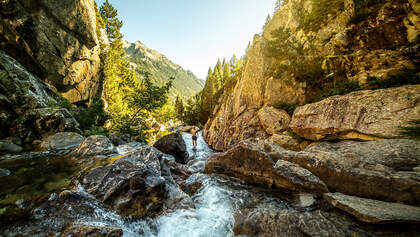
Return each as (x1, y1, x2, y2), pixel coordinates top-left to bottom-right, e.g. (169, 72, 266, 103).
(0, 0, 101, 103)
(205, 139, 328, 193)
(290, 85, 420, 141)
(324, 192, 420, 224)
(272, 139, 420, 205)
(257, 106, 290, 135)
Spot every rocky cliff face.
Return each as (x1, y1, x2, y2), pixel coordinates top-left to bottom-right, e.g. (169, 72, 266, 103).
(0, 0, 101, 104)
(204, 0, 420, 151)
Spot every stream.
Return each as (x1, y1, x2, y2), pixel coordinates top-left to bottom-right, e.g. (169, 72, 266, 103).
(1, 132, 294, 236)
(72, 132, 290, 237)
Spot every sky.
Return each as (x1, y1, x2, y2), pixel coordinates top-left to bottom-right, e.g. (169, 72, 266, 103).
(97, 0, 276, 79)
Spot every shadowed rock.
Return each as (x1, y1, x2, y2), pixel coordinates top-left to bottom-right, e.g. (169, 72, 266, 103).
(153, 132, 189, 164)
(324, 192, 420, 224)
(82, 145, 165, 218)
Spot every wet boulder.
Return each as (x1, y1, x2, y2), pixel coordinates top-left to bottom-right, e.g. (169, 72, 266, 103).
(205, 139, 327, 193)
(77, 135, 116, 157)
(82, 146, 166, 218)
(0, 140, 23, 154)
(108, 134, 134, 146)
(61, 224, 123, 237)
(163, 159, 192, 190)
(40, 132, 85, 151)
(153, 132, 189, 164)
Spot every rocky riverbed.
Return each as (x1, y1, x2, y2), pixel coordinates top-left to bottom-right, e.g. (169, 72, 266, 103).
(0, 131, 419, 236)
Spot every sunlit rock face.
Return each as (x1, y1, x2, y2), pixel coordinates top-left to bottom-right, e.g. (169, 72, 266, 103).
(204, 0, 420, 151)
(290, 85, 420, 141)
(0, 0, 101, 104)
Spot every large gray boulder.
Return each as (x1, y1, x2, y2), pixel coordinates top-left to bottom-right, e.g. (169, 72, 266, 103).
(271, 139, 420, 205)
(290, 85, 420, 141)
(40, 132, 85, 151)
(205, 139, 328, 193)
(324, 192, 420, 224)
(153, 132, 189, 164)
(77, 135, 116, 157)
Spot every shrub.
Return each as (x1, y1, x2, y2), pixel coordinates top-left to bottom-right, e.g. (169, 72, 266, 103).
(399, 120, 420, 140)
(316, 80, 361, 101)
(367, 69, 420, 89)
(302, 0, 344, 32)
(348, 0, 386, 25)
(85, 126, 109, 136)
(273, 101, 298, 116)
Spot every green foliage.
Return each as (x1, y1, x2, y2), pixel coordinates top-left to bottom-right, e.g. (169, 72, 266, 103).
(48, 97, 73, 112)
(99, 0, 123, 43)
(273, 101, 298, 116)
(151, 101, 177, 124)
(302, 0, 344, 32)
(94, 2, 105, 42)
(263, 14, 272, 32)
(174, 94, 185, 121)
(184, 92, 203, 126)
(75, 94, 109, 132)
(399, 120, 420, 140)
(316, 79, 361, 101)
(85, 126, 109, 136)
(366, 69, 420, 89)
(100, 1, 172, 141)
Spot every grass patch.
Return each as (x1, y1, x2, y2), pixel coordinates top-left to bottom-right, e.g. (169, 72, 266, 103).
(399, 120, 420, 140)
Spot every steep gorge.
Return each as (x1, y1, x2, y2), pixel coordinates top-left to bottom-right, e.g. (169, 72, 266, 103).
(204, 0, 420, 151)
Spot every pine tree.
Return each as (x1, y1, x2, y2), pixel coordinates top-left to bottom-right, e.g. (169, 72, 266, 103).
(213, 59, 223, 91)
(263, 14, 272, 31)
(174, 94, 185, 121)
(274, 0, 283, 14)
(222, 62, 231, 85)
(100, 0, 123, 43)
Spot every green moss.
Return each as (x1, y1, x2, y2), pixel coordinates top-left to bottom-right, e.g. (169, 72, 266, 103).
(273, 101, 298, 116)
(399, 120, 420, 140)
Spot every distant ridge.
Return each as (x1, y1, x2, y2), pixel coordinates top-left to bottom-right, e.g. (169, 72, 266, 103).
(123, 40, 204, 99)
